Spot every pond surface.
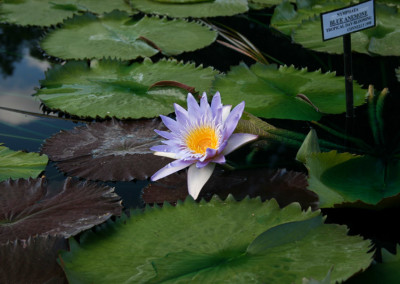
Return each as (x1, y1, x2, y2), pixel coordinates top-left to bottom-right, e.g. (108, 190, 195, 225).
(1, 6, 400, 272)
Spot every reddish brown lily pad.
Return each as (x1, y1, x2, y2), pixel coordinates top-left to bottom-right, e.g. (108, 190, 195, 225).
(143, 168, 319, 210)
(0, 178, 122, 244)
(41, 118, 170, 181)
(0, 236, 68, 284)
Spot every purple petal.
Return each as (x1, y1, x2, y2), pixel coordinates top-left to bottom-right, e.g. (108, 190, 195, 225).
(222, 133, 258, 156)
(199, 92, 212, 120)
(212, 155, 226, 164)
(211, 92, 222, 115)
(187, 163, 216, 199)
(151, 159, 193, 181)
(200, 147, 218, 162)
(187, 93, 201, 118)
(174, 103, 189, 125)
(150, 144, 172, 152)
(160, 115, 180, 133)
(223, 101, 245, 139)
(154, 129, 174, 140)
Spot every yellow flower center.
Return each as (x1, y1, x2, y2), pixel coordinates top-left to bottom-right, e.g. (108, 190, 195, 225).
(185, 125, 219, 155)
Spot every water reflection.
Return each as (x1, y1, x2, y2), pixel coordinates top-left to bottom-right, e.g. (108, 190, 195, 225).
(0, 47, 50, 125)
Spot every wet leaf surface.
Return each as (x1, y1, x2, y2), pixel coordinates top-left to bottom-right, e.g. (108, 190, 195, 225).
(41, 118, 170, 181)
(0, 178, 122, 243)
(143, 167, 318, 210)
(0, 236, 68, 283)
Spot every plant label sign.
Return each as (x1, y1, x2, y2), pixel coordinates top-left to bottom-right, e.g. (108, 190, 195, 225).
(321, 0, 375, 41)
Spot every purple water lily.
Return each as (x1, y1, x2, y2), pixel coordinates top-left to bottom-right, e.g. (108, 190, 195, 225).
(151, 92, 258, 199)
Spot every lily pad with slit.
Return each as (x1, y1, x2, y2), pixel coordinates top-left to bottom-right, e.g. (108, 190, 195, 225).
(0, 145, 48, 182)
(212, 62, 367, 121)
(0, 236, 68, 283)
(34, 58, 219, 119)
(0, 178, 122, 243)
(0, 0, 132, 27)
(306, 151, 400, 208)
(40, 11, 218, 60)
(41, 119, 170, 181)
(130, 0, 248, 18)
(143, 168, 318, 210)
(59, 197, 372, 283)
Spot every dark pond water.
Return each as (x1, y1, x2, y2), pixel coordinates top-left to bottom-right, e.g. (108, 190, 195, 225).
(1, 8, 400, 255)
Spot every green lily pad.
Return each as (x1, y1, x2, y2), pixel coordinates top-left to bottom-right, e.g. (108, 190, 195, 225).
(347, 245, 400, 284)
(40, 11, 217, 60)
(271, 0, 350, 36)
(212, 62, 367, 121)
(0, 145, 48, 182)
(34, 58, 219, 119)
(306, 151, 400, 207)
(292, 3, 400, 55)
(59, 197, 373, 283)
(154, 0, 212, 3)
(130, 0, 248, 18)
(0, 0, 132, 27)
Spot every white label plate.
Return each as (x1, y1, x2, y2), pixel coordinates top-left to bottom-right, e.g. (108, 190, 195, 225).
(321, 0, 375, 41)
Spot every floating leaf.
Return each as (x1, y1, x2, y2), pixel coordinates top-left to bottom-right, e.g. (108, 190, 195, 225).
(0, 178, 122, 243)
(0, 145, 48, 182)
(34, 58, 219, 119)
(0, 236, 68, 283)
(271, 0, 350, 36)
(249, 0, 295, 8)
(292, 3, 400, 55)
(212, 62, 367, 121)
(40, 11, 217, 60)
(50, 0, 133, 14)
(347, 245, 400, 284)
(130, 0, 248, 18)
(41, 119, 170, 181)
(60, 197, 372, 283)
(306, 151, 400, 207)
(154, 0, 212, 3)
(143, 168, 318, 210)
(0, 0, 132, 27)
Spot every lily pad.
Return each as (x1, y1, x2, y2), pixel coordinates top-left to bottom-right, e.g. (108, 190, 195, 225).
(0, 236, 68, 283)
(143, 168, 318, 210)
(154, 0, 212, 3)
(0, 144, 48, 182)
(0, 178, 122, 243)
(306, 151, 400, 208)
(130, 0, 248, 18)
(34, 58, 219, 119)
(271, 0, 351, 36)
(41, 119, 170, 181)
(0, 0, 132, 27)
(40, 11, 218, 60)
(347, 245, 400, 284)
(59, 197, 372, 283)
(212, 62, 367, 121)
(292, 3, 400, 55)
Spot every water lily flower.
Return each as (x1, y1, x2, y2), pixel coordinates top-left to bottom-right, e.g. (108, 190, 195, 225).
(150, 92, 258, 199)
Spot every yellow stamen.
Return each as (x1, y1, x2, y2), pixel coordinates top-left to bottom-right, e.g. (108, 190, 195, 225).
(185, 125, 219, 155)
